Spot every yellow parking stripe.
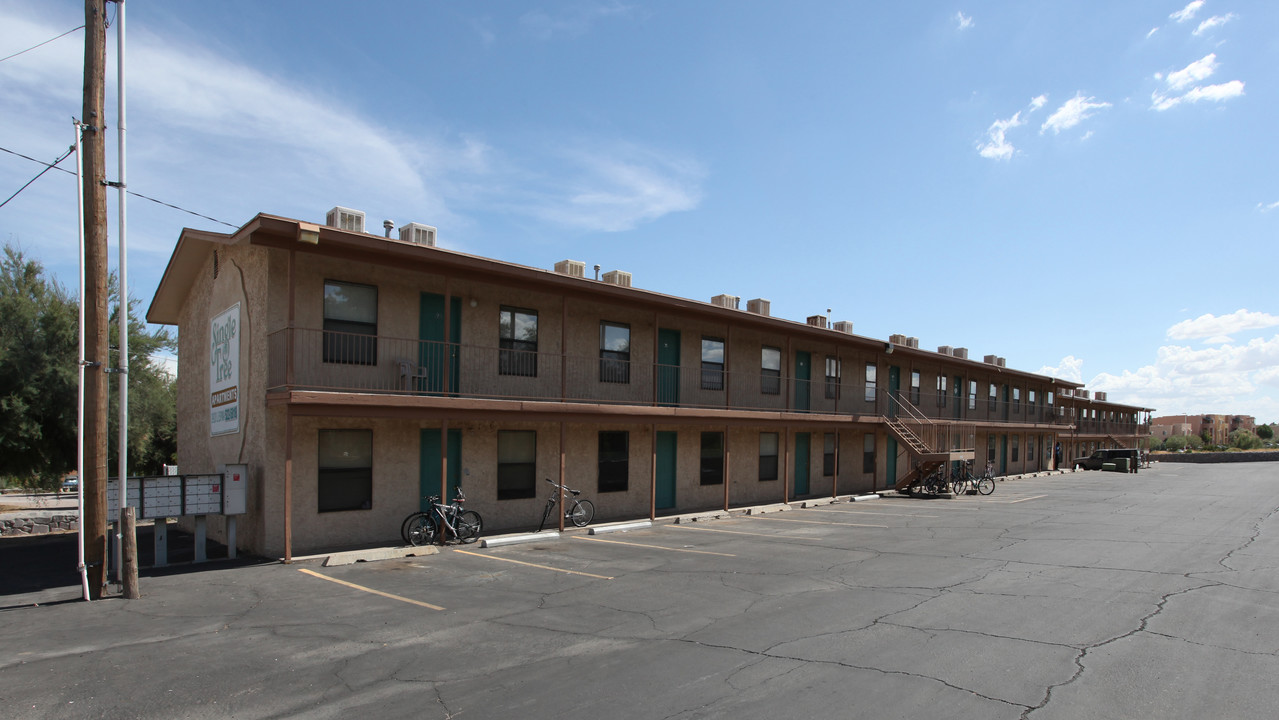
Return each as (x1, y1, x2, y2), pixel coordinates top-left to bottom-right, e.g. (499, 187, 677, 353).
(572, 535, 735, 557)
(672, 525, 807, 540)
(452, 549, 614, 579)
(747, 516, 888, 529)
(803, 508, 939, 518)
(297, 568, 444, 611)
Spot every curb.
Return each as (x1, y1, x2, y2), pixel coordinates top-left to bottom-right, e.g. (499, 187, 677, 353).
(481, 532, 557, 548)
(589, 521, 652, 535)
(323, 546, 438, 566)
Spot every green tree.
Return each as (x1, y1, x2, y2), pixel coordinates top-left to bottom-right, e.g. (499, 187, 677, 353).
(1229, 429, 1262, 450)
(0, 246, 79, 489)
(1257, 424, 1274, 441)
(107, 281, 177, 476)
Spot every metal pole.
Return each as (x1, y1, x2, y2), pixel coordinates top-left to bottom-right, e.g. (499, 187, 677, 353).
(74, 119, 90, 602)
(115, 0, 131, 588)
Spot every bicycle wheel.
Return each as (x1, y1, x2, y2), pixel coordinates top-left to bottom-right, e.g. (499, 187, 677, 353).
(407, 514, 438, 546)
(977, 477, 995, 495)
(568, 499, 595, 527)
(455, 510, 483, 543)
(951, 478, 968, 495)
(401, 511, 428, 545)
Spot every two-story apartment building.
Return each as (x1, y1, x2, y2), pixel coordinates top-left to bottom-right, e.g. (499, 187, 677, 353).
(147, 210, 1153, 559)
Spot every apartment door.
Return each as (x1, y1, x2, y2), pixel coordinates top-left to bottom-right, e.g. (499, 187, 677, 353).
(885, 437, 897, 490)
(793, 432, 811, 496)
(657, 329, 680, 406)
(419, 293, 461, 395)
(420, 428, 462, 509)
(655, 431, 677, 509)
(794, 351, 811, 412)
(888, 366, 901, 418)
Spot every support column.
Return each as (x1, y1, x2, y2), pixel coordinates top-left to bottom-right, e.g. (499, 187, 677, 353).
(722, 425, 730, 512)
(284, 409, 293, 563)
(559, 422, 567, 532)
(650, 423, 657, 521)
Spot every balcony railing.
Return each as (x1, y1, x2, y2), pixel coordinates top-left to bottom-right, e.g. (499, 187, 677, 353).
(266, 328, 1100, 427)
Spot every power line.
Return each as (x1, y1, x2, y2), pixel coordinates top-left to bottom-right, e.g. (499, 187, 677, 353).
(0, 144, 238, 228)
(0, 25, 85, 64)
(0, 146, 74, 210)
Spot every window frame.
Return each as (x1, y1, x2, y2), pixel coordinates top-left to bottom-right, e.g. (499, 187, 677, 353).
(497, 430, 537, 500)
(910, 370, 921, 405)
(322, 280, 378, 365)
(863, 433, 876, 474)
(823, 432, 836, 476)
(700, 432, 724, 485)
(599, 321, 631, 384)
(937, 375, 947, 407)
(498, 306, 538, 377)
(759, 432, 779, 481)
(317, 429, 373, 513)
(597, 431, 629, 493)
(701, 337, 725, 391)
(989, 383, 997, 412)
(760, 346, 781, 395)
(865, 363, 877, 403)
(825, 357, 841, 400)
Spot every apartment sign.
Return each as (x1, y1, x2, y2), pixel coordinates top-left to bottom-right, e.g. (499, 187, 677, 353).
(210, 303, 240, 436)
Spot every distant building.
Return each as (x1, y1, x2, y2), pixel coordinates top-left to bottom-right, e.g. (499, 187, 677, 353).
(1150, 413, 1256, 445)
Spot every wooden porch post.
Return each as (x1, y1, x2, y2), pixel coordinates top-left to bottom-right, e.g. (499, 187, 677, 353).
(723, 425, 730, 512)
(783, 426, 791, 504)
(559, 422, 567, 532)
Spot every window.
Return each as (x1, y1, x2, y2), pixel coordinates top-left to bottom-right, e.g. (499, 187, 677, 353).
(825, 357, 841, 400)
(968, 381, 977, 410)
(823, 433, 836, 476)
(323, 281, 377, 365)
(499, 307, 538, 377)
(318, 429, 372, 512)
(759, 433, 779, 481)
(1013, 387, 1021, 414)
(937, 375, 947, 407)
(598, 431, 629, 493)
(700, 432, 724, 485)
(761, 347, 781, 395)
(1012, 435, 1020, 462)
(600, 322, 631, 384)
(702, 338, 725, 391)
(989, 383, 997, 412)
(1028, 390, 1036, 417)
(910, 370, 921, 404)
(497, 430, 537, 499)
(865, 363, 877, 403)
(863, 433, 876, 473)
(1028, 435, 1036, 463)
(987, 435, 996, 463)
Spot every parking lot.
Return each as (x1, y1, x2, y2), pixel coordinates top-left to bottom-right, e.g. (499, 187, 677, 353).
(4, 462, 1279, 719)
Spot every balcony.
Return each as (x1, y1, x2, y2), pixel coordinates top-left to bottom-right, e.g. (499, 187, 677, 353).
(266, 328, 1082, 427)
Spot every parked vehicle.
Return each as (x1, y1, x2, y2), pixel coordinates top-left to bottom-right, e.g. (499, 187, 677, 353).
(1073, 448, 1139, 472)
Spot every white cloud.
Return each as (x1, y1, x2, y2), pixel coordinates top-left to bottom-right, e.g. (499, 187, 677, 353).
(977, 111, 1023, 161)
(1258, 201, 1279, 213)
(1193, 13, 1236, 36)
(1167, 310, 1279, 341)
(521, 2, 635, 40)
(1170, 1, 1205, 23)
(1040, 93, 1111, 135)
(1029, 95, 1048, 111)
(1146, 27, 1160, 39)
(955, 12, 975, 31)
(1183, 80, 1245, 102)
(1165, 54, 1218, 91)
(1038, 356, 1085, 383)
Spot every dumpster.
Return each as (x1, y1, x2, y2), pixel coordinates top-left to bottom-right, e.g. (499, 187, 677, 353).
(1113, 458, 1130, 472)
(1101, 462, 1117, 472)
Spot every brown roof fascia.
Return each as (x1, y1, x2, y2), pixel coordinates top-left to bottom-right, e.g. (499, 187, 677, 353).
(146, 222, 258, 325)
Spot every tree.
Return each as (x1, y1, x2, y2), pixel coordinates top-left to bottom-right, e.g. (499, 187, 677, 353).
(0, 246, 78, 488)
(1257, 424, 1274, 441)
(1229, 429, 1262, 450)
(0, 243, 176, 488)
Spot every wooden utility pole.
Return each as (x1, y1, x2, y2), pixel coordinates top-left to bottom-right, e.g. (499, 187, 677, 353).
(82, 0, 109, 599)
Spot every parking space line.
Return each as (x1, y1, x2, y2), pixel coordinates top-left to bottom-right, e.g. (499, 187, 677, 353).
(1001, 495, 1048, 504)
(747, 516, 888, 529)
(452, 549, 614, 579)
(297, 568, 444, 611)
(572, 536, 735, 557)
(673, 525, 807, 540)
(802, 508, 939, 518)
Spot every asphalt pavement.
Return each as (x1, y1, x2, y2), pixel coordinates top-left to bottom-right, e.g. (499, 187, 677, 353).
(3, 462, 1278, 719)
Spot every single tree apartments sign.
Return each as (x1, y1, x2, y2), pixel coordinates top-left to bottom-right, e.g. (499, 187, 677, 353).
(210, 303, 240, 436)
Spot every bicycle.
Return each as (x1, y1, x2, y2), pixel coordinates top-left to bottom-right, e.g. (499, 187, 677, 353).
(950, 461, 994, 496)
(402, 489, 483, 546)
(536, 478, 595, 531)
(906, 463, 951, 496)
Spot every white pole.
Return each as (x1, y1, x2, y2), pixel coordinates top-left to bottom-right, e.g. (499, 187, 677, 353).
(74, 119, 90, 602)
(115, 0, 129, 584)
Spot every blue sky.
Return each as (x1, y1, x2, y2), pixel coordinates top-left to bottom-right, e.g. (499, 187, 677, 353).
(2, 1, 1277, 422)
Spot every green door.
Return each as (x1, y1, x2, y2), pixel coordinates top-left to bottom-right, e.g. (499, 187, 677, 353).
(793, 433, 810, 495)
(885, 437, 897, 491)
(657, 329, 680, 406)
(420, 428, 462, 509)
(888, 366, 901, 418)
(419, 293, 461, 395)
(656, 431, 677, 509)
(794, 351, 811, 412)
(953, 376, 963, 420)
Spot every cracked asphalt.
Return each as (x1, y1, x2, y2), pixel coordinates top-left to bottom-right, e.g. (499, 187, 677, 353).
(4, 461, 1279, 719)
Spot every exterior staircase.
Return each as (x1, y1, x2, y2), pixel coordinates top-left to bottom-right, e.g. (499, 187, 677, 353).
(883, 395, 976, 493)
(1105, 434, 1131, 449)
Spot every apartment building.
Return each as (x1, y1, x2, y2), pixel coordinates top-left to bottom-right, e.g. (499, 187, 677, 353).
(147, 210, 1153, 559)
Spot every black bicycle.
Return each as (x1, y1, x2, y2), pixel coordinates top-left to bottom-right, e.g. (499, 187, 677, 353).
(537, 478, 595, 531)
(950, 460, 994, 496)
(402, 489, 483, 546)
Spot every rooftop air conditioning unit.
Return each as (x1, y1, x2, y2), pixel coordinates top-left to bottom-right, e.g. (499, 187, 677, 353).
(907, 337, 920, 349)
(712, 294, 740, 309)
(953, 347, 969, 359)
(747, 298, 771, 316)
(326, 206, 365, 233)
(1079, 390, 1090, 399)
(984, 354, 999, 364)
(398, 222, 437, 246)
(807, 315, 827, 328)
(996, 357, 1006, 367)
(602, 270, 632, 287)
(833, 321, 853, 334)
(554, 259, 586, 278)
(938, 346, 954, 356)
(1095, 391, 1107, 401)
(890, 334, 908, 345)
